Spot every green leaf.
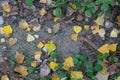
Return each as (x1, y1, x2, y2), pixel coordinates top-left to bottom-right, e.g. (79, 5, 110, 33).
(85, 10, 92, 17)
(73, 57, 79, 64)
(25, 0, 33, 6)
(95, 0, 103, 5)
(75, 54, 81, 59)
(82, 2, 89, 6)
(58, 71, 66, 78)
(54, 8, 62, 17)
(80, 6, 85, 12)
(75, 0, 80, 8)
(39, 77, 46, 80)
(103, 53, 109, 59)
(92, 76, 98, 80)
(54, 63, 63, 70)
(87, 2, 95, 7)
(94, 64, 103, 72)
(80, 54, 87, 62)
(86, 61, 93, 77)
(101, 4, 109, 12)
(28, 67, 38, 73)
(105, 0, 113, 4)
(78, 61, 83, 67)
(50, 51, 57, 59)
(9, 55, 15, 65)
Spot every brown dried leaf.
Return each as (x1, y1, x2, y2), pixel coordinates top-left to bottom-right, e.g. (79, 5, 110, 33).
(19, 19, 29, 29)
(15, 51, 25, 64)
(70, 34, 78, 41)
(9, 37, 17, 46)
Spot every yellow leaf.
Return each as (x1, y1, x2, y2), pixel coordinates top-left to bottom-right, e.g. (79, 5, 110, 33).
(70, 33, 78, 41)
(84, 25, 89, 30)
(63, 56, 74, 70)
(71, 4, 76, 9)
(3, 25, 13, 34)
(49, 62, 58, 71)
(19, 19, 29, 29)
(9, 37, 17, 46)
(3, 4, 11, 13)
(45, 41, 56, 54)
(117, 16, 120, 23)
(108, 43, 117, 52)
(52, 77, 60, 80)
(100, 69, 107, 75)
(110, 28, 119, 38)
(39, 8, 47, 16)
(95, 14, 104, 25)
(71, 71, 83, 79)
(34, 51, 42, 61)
(37, 42, 44, 48)
(1, 75, 9, 80)
(26, 27, 31, 32)
(31, 60, 37, 67)
(15, 51, 25, 64)
(27, 34, 35, 42)
(54, 17, 59, 22)
(98, 44, 109, 54)
(39, 0, 47, 3)
(14, 65, 28, 77)
(73, 26, 82, 34)
(98, 28, 106, 38)
(91, 24, 99, 34)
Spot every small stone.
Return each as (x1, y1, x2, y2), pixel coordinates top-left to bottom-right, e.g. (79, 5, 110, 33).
(34, 34, 39, 39)
(47, 27, 52, 33)
(0, 16, 4, 26)
(105, 20, 113, 28)
(1, 38, 5, 43)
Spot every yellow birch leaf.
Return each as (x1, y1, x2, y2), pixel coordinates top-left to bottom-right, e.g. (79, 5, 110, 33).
(19, 19, 29, 29)
(3, 25, 13, 34)
(27, 34, 35, 42)
(15, 51, 25, 64)
(49, 62, 58, 71)
(34, 51, 42, 61)
(70, 33, 78, 41)
(45, 41, 56, 54)
(91, 24, 99, 34)
(108, 43, 118, 52)
(71, 71, 83, 79)
(37, 42, 44, 48)
(14, 65, 28, 77)
(26, 27, 31, 32)
(52, 77, 60, 80)
(98, 28, 106, 38)
(98, 44, 110, 54)
(95, 14, 104, 25)
(1, 75, 9, 80)
(71, 4, 76, 9)
(31, 60, 37, 67)
(3, 4, 11, 13)
(39, 8, 47, 16)
(73, 26, 82, 34)
(54, 17, 59, 22)
(110, 28, 119, 38)
(84, 25, 89, 30)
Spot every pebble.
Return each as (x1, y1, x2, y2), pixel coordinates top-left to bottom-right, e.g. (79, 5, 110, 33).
(0, 16, 4, 26)
(34, 34, 39, 39)
(105, 20, 113, 28)
(0, 38, 5, 43)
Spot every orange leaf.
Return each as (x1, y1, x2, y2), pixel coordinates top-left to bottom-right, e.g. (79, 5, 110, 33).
(31, 60, 37, 67)
(70, 34, 78, 41)
(9, 37, 17, 46)
(15, 51, 25, 64)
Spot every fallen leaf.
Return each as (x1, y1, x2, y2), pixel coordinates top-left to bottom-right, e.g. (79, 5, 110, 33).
(0, 27, 4, 34)
(26, 27, 31, 32)
(9, 37, 17, 46)
(54, 17, 59, 22)
(3, 25, 13, 34)
(71, 4, 76, 9)
(52, 77, 60, 80)
(70, 33, 78, 41)
(14, 65, 28, 76)
(110, 28, 119, 38)
(47, 27, 52, 33)
(19, 19, 29, 29)
(77, 14, 84, 21)
(95, 14, 104, 25)
(73, 26, 82, 34)
(40, 63, 50, 77)
(46, 0, 52, 5)
(63, 56, 74, 70)
(39, 0, 47, 3)
(1, 75, 9, 80)
(71, 71, 83, 79)
(34, 51, 42, 61)
(109, 63, 119, 75)
(27, 34, 35, 42)
(45, 41, 56, 54)
(31, 60, 37, 67)
(0, 38, 6, 43)
(108, 43, 118, 52)
(15, 51, 25, 64)
(49, 62, 58, 71)
(37, 42, 44, 49)
(116, 76, 120, 80)
(52, 23, 60, 33)
(39, 8, 47, 16)
(98, 44, 109, 54)
(3, 4, 11, 13)
(96, 72, 109, 80)
(117, 15, 120, 23)
(91, 24, 99, 34)
(98, 28, 106, 38)
(84, 25, 89, 30)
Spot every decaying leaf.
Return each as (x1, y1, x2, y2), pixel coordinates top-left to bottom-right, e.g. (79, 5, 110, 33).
(14, 65, 28, 76)
(31, 60, 37, 67)
(19, 19, 29, 29)
(45, 41, 56, 54)
(49, 62, 58, 71)
(52, 23, 60, 33)
(70, 33, 78, 41)
(34, 51, 42, 61)
(71, 71, 83, 79)
(84, 25, 89, 30)
(77, 14, 84, 21)
(3, 25, 13, 34)
(91, 24, 99, 34)
(9, 37, 17, 46)
(96, 72, 109, 80)
(73, 26, 82, 34)
(110, 28, 119, 38)
(40, 63, 50, 77)
(63, 56, 74, 70)
(15, 51, 25, 64)
(2, 4, 11, 13)
(95, 14, 104, 25)
(52, 77, 60, 80)
(27, 34, 35, 42)
(39, 8, 47, 16)
(98, 28, 106, 38)
(1, 75, 9, 80)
